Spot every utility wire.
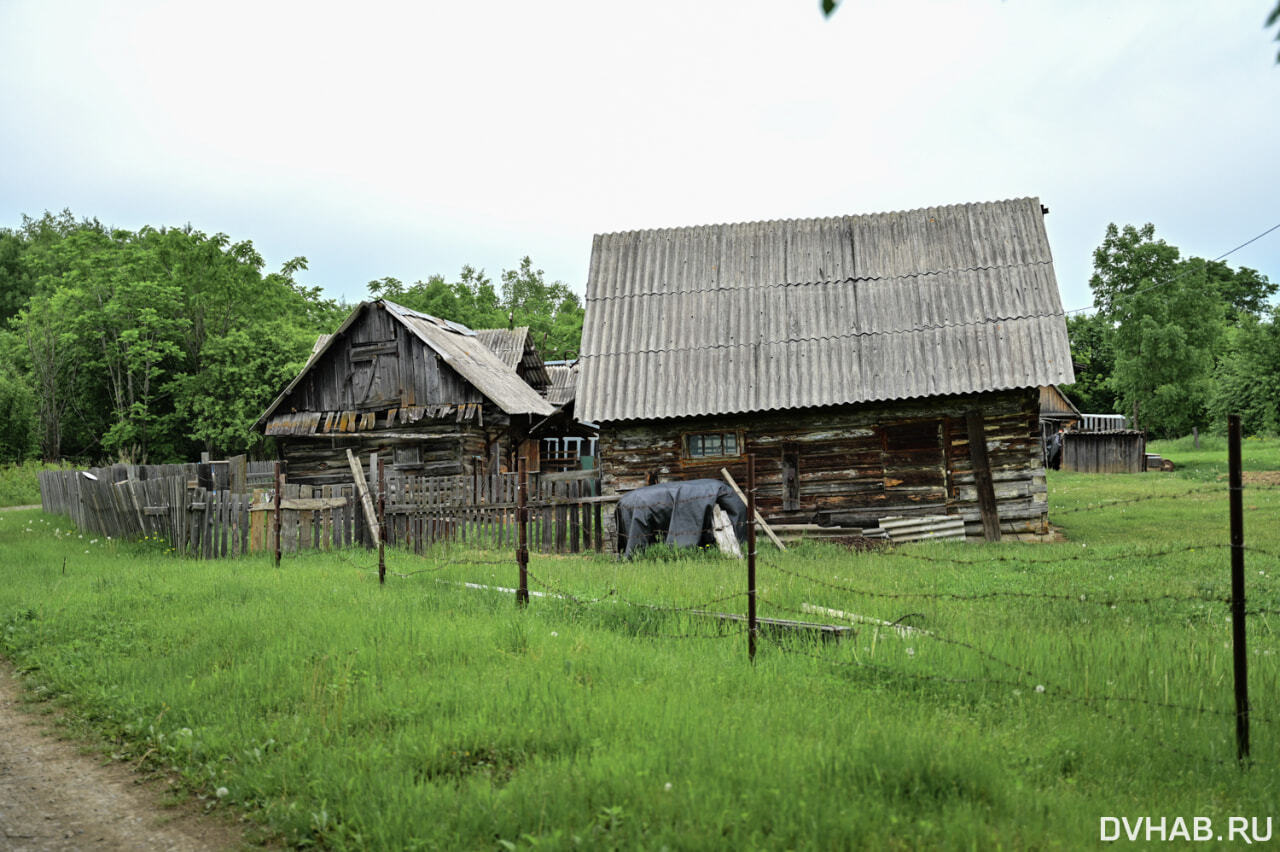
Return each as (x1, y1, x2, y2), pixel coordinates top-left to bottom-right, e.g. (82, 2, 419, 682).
(1064, 221, 1280, 317)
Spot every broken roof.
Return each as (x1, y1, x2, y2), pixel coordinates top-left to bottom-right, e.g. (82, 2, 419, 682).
(577, 197, 1075, 423)
(255, 300, 552, 430)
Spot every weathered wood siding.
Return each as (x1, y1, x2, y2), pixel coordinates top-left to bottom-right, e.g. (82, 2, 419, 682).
(597, 389, 1046, 539)
(1062, 430, 1146, 474)
(277, 303, 481, 415)
(266, 303, 526, 485)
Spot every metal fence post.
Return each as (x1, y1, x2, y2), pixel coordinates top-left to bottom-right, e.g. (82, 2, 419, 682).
(1228, 414, 1250, 763)
(273, 460, 282, 567)
(378, 456, 387, 585)
(747, 453, 757, 662)
(517, 457, 529, 607)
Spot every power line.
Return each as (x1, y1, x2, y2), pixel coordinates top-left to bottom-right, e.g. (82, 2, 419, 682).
(1063, 221, 1280, 317)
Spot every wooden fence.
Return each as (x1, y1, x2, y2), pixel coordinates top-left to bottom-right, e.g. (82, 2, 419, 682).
(383, 469, 606, 554)
(39, 464, 608, 559)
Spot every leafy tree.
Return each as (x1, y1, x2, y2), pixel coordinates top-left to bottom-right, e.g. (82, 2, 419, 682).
(1060, 313, 1118, 414)
(1086, 223, 1277, 438)
(0, 333, 36, 462)
(1089, 223, 1224, 437)
(1207, 309, 1280, 435)
(368, 258, 584, 359)
(5, 211, 341, 463)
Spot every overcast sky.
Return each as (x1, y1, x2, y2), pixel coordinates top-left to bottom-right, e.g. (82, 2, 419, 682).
(2, 1, 1277, 314)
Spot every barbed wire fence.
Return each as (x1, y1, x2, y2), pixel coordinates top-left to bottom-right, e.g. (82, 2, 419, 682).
(322, 417, 1275, 765)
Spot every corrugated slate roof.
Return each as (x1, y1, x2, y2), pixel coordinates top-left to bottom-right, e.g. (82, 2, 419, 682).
(474, 327, 552, 390)
(577, 198, 1075, 423)
(545, 362, 578, 406)
(384, 302, 553, 416)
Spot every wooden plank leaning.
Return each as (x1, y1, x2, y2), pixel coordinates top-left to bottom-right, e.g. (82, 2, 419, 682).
(720, 467, 786, 551)
(346, 448, 381, 547)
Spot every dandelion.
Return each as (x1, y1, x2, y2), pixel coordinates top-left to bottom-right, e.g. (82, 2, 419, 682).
(215, 786, 229, 798)
(663, 782, 673, 791)
(1035, 684, 1046, 694)
(550, 631, 558, 637)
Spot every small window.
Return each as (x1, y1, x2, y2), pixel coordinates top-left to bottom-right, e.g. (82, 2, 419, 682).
(684, 431, 742, 459)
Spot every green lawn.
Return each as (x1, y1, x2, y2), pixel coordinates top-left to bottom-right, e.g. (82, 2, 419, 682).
(1, 439, 1278, 849)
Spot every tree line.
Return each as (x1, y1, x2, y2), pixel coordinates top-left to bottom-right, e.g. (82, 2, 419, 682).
(0, 211, 584, 465)
(1, 209, 1273, 466)
(1062, 223, 1277, 438)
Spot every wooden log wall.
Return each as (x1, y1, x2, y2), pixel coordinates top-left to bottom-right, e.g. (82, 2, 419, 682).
(596, 389, 1047, 543)
(279, 418, 509, 486)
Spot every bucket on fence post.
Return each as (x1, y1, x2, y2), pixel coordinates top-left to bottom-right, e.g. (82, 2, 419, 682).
(747, 453, 757, 662)
(1228, 414, 1249, 763)
(516, 457, 529, 607)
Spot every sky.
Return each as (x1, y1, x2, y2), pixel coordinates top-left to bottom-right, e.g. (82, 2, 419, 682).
(2, 1, 1278, 315)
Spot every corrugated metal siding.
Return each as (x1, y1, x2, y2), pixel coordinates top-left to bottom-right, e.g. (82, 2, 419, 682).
(578, 197, 1075, 424)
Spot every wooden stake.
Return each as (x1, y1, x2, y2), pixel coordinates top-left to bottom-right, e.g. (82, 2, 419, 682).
(346, 448, 380, 548)
(721, 467, 786, 551)
(965, 410, 1002, 542)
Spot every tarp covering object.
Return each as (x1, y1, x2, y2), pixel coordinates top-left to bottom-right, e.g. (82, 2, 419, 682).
(615, 479, 748, 558)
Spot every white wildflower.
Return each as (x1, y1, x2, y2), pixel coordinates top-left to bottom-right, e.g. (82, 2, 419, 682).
(550, 631, 558, 637)
(905, 647, 915, 657)
(1035, 684, 1046, 693)
(215, 786, 229, 798)
(664, 782, 673, 791)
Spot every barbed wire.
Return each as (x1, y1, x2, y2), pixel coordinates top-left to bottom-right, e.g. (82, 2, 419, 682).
(759, 633, 1275, 724)
(763, 560, 1233, 606)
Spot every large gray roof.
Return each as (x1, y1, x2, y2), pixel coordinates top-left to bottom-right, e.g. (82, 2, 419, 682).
(576, 197, 1075, 424)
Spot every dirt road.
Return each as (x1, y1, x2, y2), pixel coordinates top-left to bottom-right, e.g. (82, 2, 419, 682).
(0, 665, 246, 851)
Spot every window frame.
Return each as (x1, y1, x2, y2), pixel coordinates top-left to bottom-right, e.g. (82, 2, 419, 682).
(681, 430, 745, 461)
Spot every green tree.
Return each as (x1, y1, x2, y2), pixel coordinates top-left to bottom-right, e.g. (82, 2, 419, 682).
(1060, 313, 1118, 414)
(1207, 309, 1280, 435)
(368, 258, 584, 359)
(1089, 223, 1224, 437)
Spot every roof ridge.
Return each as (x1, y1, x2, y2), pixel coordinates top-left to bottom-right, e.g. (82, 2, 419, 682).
(591, 197, 1039, 239)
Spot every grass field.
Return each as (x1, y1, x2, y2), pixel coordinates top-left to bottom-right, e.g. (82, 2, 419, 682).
(1, 439, 1278, 849)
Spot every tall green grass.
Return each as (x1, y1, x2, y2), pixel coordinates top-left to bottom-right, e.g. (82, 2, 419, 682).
(0, 460, 70, 507)
(1, 452, 1278, 849)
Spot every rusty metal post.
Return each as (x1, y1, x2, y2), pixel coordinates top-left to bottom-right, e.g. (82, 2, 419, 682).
(377, 456, 387, 585)
(1228, 414, 1249, 762)
(517, 456, 529, 606)
(747, 453, 757, 662)
(273, 460, 282, 567)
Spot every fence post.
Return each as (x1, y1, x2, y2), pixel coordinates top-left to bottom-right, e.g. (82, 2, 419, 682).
(747, 453, 757, 662)
(965, 410, 1002, 541)
(273, 461, 283, 567)
(517, 457, 529, 606)
(1228, 414, 1249, 763)
(378, 456, 387, 585)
